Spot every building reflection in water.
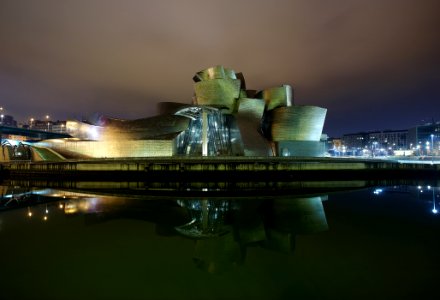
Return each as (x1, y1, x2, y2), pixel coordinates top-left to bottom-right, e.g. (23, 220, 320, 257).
(175, 196, 328, 273)
(2, 182, 439, 274)
(60, 193, 328, 274)
(0, 184, 331, 274)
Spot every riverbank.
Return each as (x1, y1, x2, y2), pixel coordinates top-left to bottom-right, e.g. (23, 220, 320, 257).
(1, 156, 439, 182)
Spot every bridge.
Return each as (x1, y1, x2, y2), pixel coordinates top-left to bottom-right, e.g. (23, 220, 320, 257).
(0, 125, 72, 140)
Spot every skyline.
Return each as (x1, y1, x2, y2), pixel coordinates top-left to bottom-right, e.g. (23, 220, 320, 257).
(1, 0, 439, 137)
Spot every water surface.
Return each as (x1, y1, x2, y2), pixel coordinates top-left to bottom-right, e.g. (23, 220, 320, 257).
(1, 183, 439, 300)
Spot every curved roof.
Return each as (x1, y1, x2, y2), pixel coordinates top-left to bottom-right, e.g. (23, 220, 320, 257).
(67, 114, 191, 140)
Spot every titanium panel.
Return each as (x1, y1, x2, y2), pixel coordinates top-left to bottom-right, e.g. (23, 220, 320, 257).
(265, 105, 327, 141)
(194, 79, 241, 113)
(37, 138, 177, 158)
(256, 85, 293, 111)
(237, 98, 265, 120)
(67, 115, 190, 141)
(236, 98, 271, 156)
(193, 65, 237, 82)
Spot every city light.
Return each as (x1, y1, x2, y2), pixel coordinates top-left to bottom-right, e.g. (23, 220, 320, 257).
(431, 187, 438, 214)
(373, 188, 383, 195)
(46, 115, 50, 131)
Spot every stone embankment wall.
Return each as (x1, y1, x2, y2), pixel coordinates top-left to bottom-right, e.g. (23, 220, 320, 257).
(1, 157, 439, 182)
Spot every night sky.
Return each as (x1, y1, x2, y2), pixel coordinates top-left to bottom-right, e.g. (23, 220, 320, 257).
(1, 0, 439, 137)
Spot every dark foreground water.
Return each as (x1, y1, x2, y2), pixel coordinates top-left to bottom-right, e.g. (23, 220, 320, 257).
(1, 182, 439, 300)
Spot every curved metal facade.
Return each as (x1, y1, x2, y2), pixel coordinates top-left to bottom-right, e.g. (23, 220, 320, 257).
(193, 65, 237, 82)
(193, 79, 241, 113)
(66, 115, 190, 141)
(236, 98, 271, 156)
(264, 105, 327, 141)
(256, 85, 293, 111)
(193, 65, 242, 114)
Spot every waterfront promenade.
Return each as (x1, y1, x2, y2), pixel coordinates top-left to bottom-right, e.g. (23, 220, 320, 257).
(1, 156, 439, 183)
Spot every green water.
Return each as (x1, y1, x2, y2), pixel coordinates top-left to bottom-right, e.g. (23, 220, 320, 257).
(1, 185, 439, 300)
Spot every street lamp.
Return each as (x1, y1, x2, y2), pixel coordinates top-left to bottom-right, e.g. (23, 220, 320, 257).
(29, 118, 34, 129)
(372, 141, 378, 157)
(0, 114, 3, 125)
(431, 134, 434, 158)
(45, 115, 50, 131)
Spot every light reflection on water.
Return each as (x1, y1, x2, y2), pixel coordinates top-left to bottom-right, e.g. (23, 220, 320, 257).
(0, 180, 439, 300)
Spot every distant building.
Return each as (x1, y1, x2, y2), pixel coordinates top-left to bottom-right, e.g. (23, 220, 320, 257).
(370, 129, 408, 150)
(0, 115, 17, 127)
(30, 119, 51, 131)
(341, 132, 369, 149)
(25, 119, 66, 133)
(51, 121, 67, 133)
(408, 122, 440, 155)
(341, 129, 408, 156)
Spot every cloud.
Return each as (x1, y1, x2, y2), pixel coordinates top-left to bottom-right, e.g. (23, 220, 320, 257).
(0, 0, 439, 135)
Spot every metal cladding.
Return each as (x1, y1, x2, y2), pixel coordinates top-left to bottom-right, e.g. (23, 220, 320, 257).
(264, 105, 327, 141)
(37, 139, 177, 158)
(193, 65, 242, 114)
(66, 115, 190, 141)
(237, 98, 265, 120)
(235, 98, 270, 156)
(38, 65, 328, 159)
(256, 85, 293, 111)
(193, 65, 237, 82)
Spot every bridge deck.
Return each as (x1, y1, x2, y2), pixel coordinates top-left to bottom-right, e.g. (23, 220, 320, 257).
(0, 125, 71, 139)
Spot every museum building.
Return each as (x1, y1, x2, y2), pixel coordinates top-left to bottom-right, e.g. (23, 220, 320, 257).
(36, 66, 327, 158)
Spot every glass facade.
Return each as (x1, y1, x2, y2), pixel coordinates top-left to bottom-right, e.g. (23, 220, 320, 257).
(175, 107, 234, 156)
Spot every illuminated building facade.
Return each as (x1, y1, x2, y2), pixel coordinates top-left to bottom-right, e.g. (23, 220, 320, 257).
(36, 66, 327, 158)
(408, 122, 440, 155)
(342, 129, 408, 155)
